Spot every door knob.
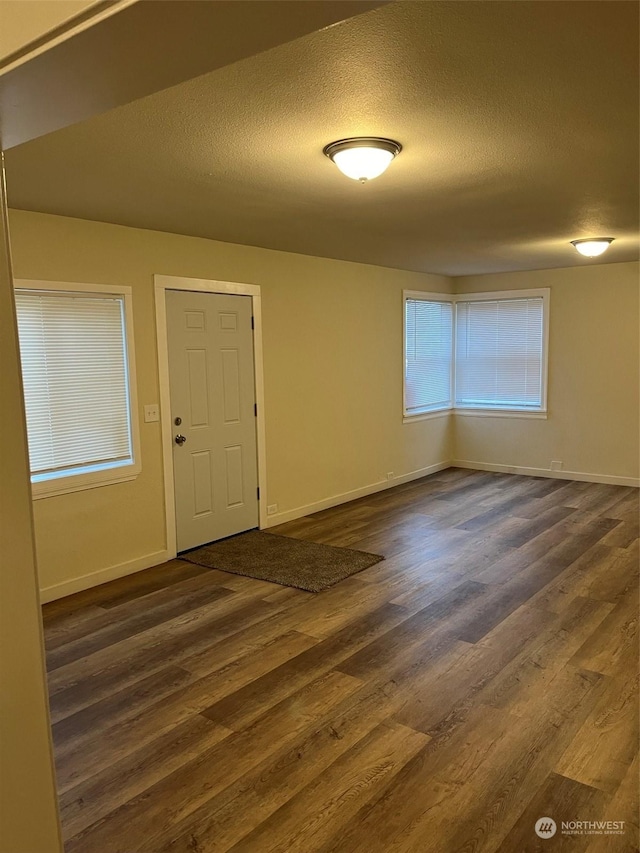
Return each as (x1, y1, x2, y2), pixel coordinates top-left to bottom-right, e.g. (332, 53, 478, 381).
(174, 434, 187, 446)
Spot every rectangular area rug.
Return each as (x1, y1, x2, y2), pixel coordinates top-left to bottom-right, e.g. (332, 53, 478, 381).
(179, 530, 384, 592)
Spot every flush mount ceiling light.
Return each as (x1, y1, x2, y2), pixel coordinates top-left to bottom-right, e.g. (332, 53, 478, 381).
(323, 137, 402, 182)
(570, 237, 615, 258)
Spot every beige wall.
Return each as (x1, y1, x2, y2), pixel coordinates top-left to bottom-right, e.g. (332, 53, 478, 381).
(8, 210, 638, 600)
(0, 173, 61, 850)
(8, 209, 453, 598)
(453, 263, 639, 482)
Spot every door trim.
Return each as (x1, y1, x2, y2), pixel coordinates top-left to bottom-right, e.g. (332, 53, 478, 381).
(154, 274, 267, 558)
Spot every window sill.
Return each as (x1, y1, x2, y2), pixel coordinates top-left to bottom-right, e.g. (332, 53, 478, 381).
(31, 466, 140, 500)
(403, 409, 452, 423)
(453, 409, 548, 419)
(403, 408, 548, 423)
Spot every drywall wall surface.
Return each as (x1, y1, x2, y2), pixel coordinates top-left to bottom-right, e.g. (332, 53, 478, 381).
(453, 262, 639, 482)
(0, 174, 62, 850)
(8, 209, 452, 595)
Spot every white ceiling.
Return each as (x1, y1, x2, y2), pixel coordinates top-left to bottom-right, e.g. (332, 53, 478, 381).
(4, 0, 639, 276)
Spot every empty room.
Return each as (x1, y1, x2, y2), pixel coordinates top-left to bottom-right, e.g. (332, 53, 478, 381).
(0, 1, 638, 852)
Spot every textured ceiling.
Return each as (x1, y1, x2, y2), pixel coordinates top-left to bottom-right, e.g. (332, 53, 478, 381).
(0, 0, 383, 147)
(5, 0, 639, 276)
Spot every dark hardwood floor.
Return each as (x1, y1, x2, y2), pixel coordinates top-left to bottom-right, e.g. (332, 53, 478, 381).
(42, 469, 639, 852)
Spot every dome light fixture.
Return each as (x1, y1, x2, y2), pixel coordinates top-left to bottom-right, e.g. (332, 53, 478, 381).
(323, 137, 402, 183)
(570, 237, 615, 258)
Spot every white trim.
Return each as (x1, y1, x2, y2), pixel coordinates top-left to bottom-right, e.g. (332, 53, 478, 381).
(453, 288, 550, 303)
(403, 409, 452, 423)
(32, 471, 138, 500)
(403, 408, 547, 423)
(154, 274, 267, 559)
(14, 279, 142, 499)
(154, 275, 262, 297)
(15, 278, 132, 294)
(39, 548, 170, 603)
(265, 461, 452, 527)
(453, 409, 548, 420)
(541, 289, 550, 413)
(453, 459, 639, 488)
(403, 290, 454, 303)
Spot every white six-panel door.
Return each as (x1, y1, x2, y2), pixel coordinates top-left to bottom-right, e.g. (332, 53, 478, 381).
(166, 290, 258, 551)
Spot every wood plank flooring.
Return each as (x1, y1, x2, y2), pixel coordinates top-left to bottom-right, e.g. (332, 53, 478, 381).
(42, 469, 639, 853)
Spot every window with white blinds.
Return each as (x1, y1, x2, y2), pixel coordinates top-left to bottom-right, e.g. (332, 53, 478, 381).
(14, 283, 140, 496)
(404, 296, 453, 414)
(454, 296, 546, 410)
(403, 288, 549, 419)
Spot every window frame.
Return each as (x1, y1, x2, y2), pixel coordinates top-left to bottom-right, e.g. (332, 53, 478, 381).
(403, 290, 455, 419)
(14, 279, 142, 499)
(403, 287, 550, 421)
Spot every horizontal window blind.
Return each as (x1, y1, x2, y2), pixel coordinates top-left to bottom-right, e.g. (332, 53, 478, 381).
(405, 298, 453, 413)
(15, 290, 133, 478)
(455, 297, 544, 409)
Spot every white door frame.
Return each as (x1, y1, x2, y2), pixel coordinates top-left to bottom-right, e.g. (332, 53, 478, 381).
(154, 274, 267, 557)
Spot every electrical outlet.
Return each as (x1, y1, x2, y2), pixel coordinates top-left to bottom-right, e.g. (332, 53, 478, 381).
(550, 460, 563, 471)
(144, 404, 160, 423)
(386, 472, 394, 480)
(267, 504, 278, 516)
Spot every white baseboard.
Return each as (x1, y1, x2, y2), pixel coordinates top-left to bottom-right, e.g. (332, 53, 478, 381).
(40, 459, 636, 602)
(452, 459, 640, 488)
(39, 549, 171, 603)
(264, 461, 452, 527)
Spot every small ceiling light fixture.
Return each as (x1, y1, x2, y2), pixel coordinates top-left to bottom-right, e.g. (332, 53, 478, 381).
(570, 237, 615, 258)
(323, 137, 402, 183)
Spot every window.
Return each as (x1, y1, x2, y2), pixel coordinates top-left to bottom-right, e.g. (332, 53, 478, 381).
(403, 288, 549, 418)
(14, 281, 141, 497)
(404, 295, 453, 415)
(455, 293, 547, 411)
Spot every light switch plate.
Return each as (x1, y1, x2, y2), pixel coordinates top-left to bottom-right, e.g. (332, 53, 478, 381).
(144, 404, 160, 423)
